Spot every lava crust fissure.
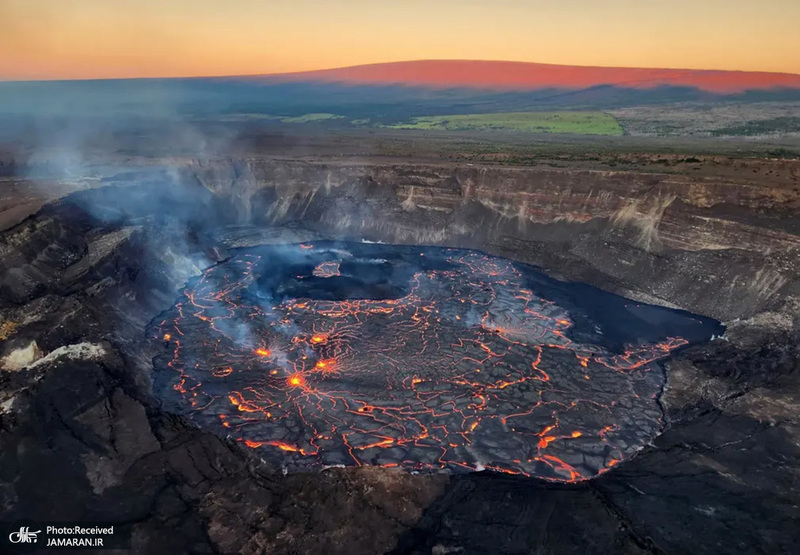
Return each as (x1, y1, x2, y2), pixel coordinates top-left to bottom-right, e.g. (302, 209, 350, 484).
(150, 242, 720, 482)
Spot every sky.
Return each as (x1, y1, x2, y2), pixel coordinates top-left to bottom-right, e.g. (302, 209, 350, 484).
(2, 0, 799, 81)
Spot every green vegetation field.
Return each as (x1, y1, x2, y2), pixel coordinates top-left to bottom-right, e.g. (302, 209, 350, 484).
(219, 113, 344, 123)
(384, 111, 624, 136)
(280, 113, 345, 123)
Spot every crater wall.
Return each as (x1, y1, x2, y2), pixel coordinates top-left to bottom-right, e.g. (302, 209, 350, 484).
(181, 158, 800, 324)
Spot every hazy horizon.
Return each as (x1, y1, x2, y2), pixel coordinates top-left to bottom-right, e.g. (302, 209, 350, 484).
(2, 57, 800, 85)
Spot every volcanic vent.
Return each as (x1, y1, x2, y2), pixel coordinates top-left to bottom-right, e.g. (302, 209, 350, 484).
(151, 242, 719, 482)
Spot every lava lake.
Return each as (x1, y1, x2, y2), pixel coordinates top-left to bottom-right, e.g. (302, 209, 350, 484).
(151, 242, 722, 482)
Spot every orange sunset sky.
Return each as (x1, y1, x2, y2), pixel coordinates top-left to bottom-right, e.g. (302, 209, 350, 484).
(1, 0, 799, 81)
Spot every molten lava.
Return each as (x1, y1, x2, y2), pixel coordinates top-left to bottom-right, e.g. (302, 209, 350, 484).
(152, 243, 709, 482)
(313, 261, 341, 278)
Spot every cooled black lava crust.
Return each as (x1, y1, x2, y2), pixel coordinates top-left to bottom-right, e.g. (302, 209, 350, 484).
(151, 242, 722, 481)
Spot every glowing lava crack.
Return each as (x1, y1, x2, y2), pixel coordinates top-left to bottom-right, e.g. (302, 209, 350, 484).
(151, 243, 701, 482)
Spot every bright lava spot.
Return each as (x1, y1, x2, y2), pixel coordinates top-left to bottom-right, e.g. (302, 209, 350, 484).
(315, 358, 336, 371)
(538, 436, 557, 448)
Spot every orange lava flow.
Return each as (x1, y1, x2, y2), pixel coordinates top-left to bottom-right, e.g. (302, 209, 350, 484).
(153, 244, 697, 483)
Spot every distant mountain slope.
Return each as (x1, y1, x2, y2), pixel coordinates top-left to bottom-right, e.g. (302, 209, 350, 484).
(3, 60, 800, 126)
(256, 60, 800, 94)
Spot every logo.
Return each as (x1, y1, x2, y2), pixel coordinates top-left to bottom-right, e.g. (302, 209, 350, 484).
(8, 527, 41, 544)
